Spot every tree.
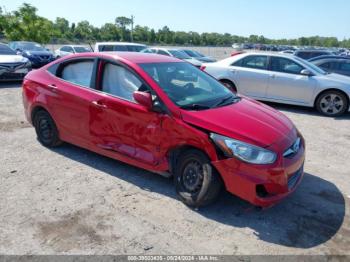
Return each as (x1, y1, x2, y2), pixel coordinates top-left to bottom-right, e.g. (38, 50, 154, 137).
(74, 20, 94, 41)
(115, 16, 132, 41)
(99, 23, 120, 41)
(2, 3, 54, 43)
(148, 29, 156, 44)
(133, 25, 149, 42)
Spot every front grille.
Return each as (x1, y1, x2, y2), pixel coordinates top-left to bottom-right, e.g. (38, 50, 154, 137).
(288, 166, 303, 190)
(35, 55, 51, 61)
(0, 62, 26, 72)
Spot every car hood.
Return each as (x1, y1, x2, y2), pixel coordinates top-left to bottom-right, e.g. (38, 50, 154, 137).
(181, 97, 296, 148)
(0, 55, 28, 63)
(197, 57, 216, 63)
(183, 58, 202, 66)
(25, 50, 53, 56)
(318, 73, 350, 86)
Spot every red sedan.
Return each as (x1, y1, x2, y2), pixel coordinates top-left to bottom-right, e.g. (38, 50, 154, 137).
(22, 52, 305, 207)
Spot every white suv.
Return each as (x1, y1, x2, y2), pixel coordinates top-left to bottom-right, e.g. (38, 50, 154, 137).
(94, 42, 147, 53)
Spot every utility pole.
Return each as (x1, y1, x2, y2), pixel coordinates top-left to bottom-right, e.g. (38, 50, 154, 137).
(130, 15, 134, 42)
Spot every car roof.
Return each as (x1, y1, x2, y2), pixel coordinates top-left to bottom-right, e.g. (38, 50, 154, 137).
(95, 42, 146, 46)
(64, 52, 181, 64)
(216, 52, 298, 66)
(309, 55, 350, 61)
(295, 49, 332, 53)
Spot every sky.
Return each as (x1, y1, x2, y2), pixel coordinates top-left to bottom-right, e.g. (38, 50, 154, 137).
(1, 0, 349, 39)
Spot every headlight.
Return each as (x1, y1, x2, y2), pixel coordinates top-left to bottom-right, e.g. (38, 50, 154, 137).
(210, 133, 277, 164)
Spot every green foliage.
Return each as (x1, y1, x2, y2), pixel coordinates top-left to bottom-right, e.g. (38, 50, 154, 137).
(2, 3, 54, 43)
(99, 23, 120, 41)
(1, 2, 350, 48)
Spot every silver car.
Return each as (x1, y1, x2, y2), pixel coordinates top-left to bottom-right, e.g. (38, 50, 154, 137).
(202, 53, 350, 116)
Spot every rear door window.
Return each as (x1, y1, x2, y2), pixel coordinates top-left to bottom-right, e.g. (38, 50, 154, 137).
(236, 55, 268, 70)
(59, 60, 95, 87)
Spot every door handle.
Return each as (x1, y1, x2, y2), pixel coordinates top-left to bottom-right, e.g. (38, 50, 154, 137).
(270, 74, 276, 79)
(47, 84, 58, 92)
(92, 100, 108, 109)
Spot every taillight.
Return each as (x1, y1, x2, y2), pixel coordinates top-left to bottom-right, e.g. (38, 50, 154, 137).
(200, 65, 206, 71)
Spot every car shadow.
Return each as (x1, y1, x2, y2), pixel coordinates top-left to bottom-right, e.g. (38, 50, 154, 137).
(263, 101, 350, 120)
(50, 143, 346, 249)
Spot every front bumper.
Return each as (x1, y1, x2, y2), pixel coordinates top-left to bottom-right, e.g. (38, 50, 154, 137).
(212, 139, 305, 207)
(0, 67, 30, 81)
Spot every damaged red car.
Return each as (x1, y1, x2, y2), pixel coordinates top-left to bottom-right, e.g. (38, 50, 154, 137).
(22, 52, 305, 207)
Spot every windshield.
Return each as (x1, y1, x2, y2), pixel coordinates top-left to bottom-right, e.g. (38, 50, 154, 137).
(139, 62, 236, 109)
(74, 46, 90, 53)
(184, 50, 200, 57)
(193, 50, 205, 57)
(0, 44, 16, 55)
(16, 42, 46, 51)
(294, 56, 327, 75)
(169, 50, 191, 59)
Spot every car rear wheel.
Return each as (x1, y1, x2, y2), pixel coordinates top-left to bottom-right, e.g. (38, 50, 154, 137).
(33, 110, 63, 147)
(174, 149, 222, 207)
(316, 91, 348, 116)
(220, 80, 237, 93)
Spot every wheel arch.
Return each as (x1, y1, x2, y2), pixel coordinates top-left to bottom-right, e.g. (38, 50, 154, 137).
(314, 88, 350, 108)
(167, 145, 219, 176)
(218, 78, 238, 91)
(30, 104, 51, 124)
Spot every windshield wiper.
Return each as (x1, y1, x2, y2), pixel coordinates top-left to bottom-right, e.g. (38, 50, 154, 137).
(180, 104, 211, 110)
(212, 95, 239, 108)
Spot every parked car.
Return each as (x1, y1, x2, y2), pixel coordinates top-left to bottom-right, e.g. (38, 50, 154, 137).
(294, 49, 334, 60)
(201, 53, 350, 116)
(310, 57, 350, 77)
(279, 50, 295, 54)
(141, 47, 202, 67)
(231, 51, 245, 57)
(8, 41, 55, 68)
(94, 42, 147, 52)
(55, 45, 91, 58)
(0, 43, 31, 81)
(22, 52, 305, 207)
(181, 49, 216, 63)
(308, 55, 350, 62)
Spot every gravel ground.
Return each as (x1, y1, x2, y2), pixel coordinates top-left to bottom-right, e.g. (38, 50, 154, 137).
(0, 83, 349, 255)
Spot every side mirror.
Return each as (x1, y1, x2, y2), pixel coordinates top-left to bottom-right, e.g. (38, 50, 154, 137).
(133, 91, 153, 110)
(300, 69, 313, 76)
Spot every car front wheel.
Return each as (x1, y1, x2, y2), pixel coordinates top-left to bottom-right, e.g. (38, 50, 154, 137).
(174, 149, 222, 207)
(316, 91, 348, 116)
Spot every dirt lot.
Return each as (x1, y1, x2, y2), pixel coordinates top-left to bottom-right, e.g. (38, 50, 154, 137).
(0, 83, 349, 255)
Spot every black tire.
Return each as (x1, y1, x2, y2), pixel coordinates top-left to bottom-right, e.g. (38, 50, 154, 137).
(220, 80, 237, 92)
(316, 90, 348, 117)
(174, 149, 223, 207)
(33, 110, 63, 147)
